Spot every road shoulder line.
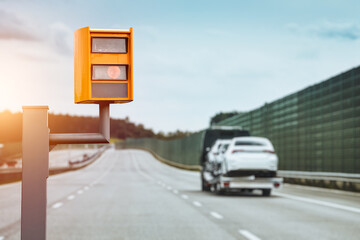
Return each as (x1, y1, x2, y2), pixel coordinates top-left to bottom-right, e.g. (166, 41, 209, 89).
(275, 192, 360, 214)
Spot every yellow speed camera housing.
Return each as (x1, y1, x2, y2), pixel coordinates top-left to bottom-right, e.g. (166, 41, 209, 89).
(74, 27, 133, 104)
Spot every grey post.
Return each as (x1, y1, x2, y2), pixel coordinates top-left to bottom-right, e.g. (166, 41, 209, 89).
(21, 104, 110, 240)
(21, 106, 49, 240)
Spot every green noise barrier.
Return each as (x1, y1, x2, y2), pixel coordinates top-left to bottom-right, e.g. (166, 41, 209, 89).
(117, 131, 204, 167)
(118, 66, 360, 174)
(215, 66, 360, 174)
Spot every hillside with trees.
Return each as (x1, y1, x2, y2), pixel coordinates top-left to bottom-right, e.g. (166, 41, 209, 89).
(0, 110, 190, 143)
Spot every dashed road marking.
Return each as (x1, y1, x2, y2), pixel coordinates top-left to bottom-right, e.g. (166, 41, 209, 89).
(52, 202, 63, 209)
(239, 230, 262, 240)
(193, 201, 202, 207)
(167, 186, 172, 190)
(275, 192, 360, 214)
(84, 186, 89, 191)
(210, 211, 223, 219)
(77, 190, 83, 195)
(67, 195, 75, 200)
(173, 190, 179, 194)
(181, 194, 189, 200)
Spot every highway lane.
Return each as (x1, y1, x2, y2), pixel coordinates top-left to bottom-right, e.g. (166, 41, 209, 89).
(0, 149, 359, 240)
(0, 148, 101, 236)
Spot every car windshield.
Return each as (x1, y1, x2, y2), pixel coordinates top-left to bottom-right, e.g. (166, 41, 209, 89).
(235, 141, 264, 146)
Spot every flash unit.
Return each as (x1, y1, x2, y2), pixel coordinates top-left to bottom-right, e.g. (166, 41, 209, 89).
(74, 26, 133, 104)
(92, 65, 127, 80)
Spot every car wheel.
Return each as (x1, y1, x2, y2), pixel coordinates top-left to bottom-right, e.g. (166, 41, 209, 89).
(262, 189, 271, 196)
(215, 182, 224, 195)
(201, 175, 211, 192)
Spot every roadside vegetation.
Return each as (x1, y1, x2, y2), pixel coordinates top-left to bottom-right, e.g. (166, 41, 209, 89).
(0, 110, 192, 144)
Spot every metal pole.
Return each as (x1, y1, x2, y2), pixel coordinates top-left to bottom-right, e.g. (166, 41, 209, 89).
(21, 106, 49, 240)
(49, 104, 110, 145)
(99, 103, 110, 142)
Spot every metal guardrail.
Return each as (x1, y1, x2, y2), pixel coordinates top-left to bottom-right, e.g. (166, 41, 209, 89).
(0, 146, 109, 184)
(278, 170, 360, 192)
(278, 171, 360, 182)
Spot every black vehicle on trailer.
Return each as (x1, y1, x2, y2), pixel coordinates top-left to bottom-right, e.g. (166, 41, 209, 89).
(200, 126, 250, 191)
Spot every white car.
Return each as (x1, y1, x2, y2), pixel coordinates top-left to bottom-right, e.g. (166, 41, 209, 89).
(222, 137, 278, 177)
(214, 141, 231, 174)
(203, 139, 232, 180)
(206, 139, 232, 164)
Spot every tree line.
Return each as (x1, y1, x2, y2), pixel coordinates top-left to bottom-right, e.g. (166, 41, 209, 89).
(0, 110, 239, 143)
(0, 110, 191, 143)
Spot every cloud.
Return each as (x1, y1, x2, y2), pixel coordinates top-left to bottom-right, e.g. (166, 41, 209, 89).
(287, 22, 360, 40)
(0, 9, 72, 56)
(0, 9, 40, 41)
(49, 22, 73, 55)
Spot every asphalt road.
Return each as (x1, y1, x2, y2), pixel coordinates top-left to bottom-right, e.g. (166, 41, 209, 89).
(0, 149, 359, 240)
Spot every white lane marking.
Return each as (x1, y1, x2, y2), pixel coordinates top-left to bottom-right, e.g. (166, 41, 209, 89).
(210, 211, 223, 219)
(0, 236, 5, 240)
(84, 186, 89, 191)
(181, 194, 189, 200)
(167, 186, 172, 190)
(157, 181, 162, 185)
(173, 190, 179, 194)
(77, 190, 83, 195)
(67, 195, 75, 200)
(193, 201, 202, 207)
(52, 202, 63, 209)
(283, 183, 360, 197)
(239, 230, 262, 240)
(275, 192, 360, 214)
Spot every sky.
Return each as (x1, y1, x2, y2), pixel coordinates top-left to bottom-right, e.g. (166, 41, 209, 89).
(0, 0, 360, 133)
